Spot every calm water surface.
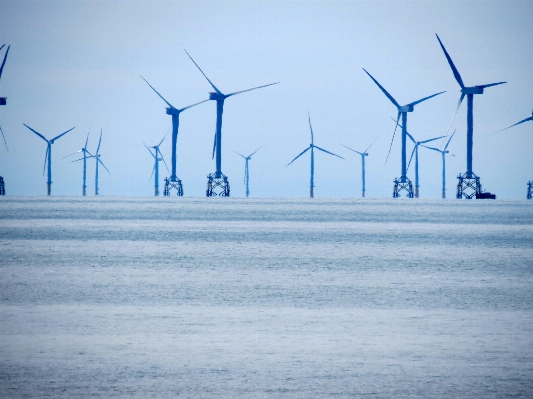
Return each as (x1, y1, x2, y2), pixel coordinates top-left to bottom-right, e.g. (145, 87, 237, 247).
(1, 197, 532, 398)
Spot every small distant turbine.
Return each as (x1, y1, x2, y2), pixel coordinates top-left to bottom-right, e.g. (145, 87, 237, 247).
(287, 113, 344, 198)
(141, 76, 207, 196)
(24, 124, 75, 195)
(363, 68, 444, 198)
(92, 130, 109, 196)
(0, 43, 9, 107)
(234, 144, 265, 198)
(0, 44, 11, 196)
(144, 135, 170, 196)
(185, 50, 279, 197)
(436, 34, 505, 199)
(65, 128, 92, 196)
(420, 130, 456, 199)
(339, 137, 378, 198)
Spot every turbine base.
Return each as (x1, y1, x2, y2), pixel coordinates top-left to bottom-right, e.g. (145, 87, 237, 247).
(456, 172, 481, 199)
(206, 172, 230, 197)
(0, 176, 5, 195)
(393, 177, 414, 198)
(164, 177, 183, 196)
(527, 181, 533, 200)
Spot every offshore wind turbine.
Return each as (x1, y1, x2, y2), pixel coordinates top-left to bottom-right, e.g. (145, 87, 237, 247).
(0, 44, 11, 195)
(65, 129, 92, 196)
(92, 130, 109, 196)
(436, 34, 506, 199)
(420, 130, 456, 199)
(184, 50, 279, 197)
(24, 124, 75, 195)
(144, 135, 170, 196)
(363, 68, 444, 198)
(141, 76, 207, 196)
(234, 144, 264, 198)
(496, 109, 533, 199)
(287, 114, 344, 198)
(339, 137, 378, 198)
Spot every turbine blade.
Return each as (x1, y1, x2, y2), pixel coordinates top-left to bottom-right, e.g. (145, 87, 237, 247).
(160, 152, 171, 173)
(308, 112, 314, 145)
(144, 143, 156, 159)
(233, 150, 246, 159)
(0, 45, 9, 81)
(226, 82, 279, 98)
(140, 76, 175, 109)
(286, 147, 311, 166)
(478, 81, 506, 89)
(84, 130, 90, 149)
(0, 45, 4, 51)
(405, 130, 416, 144)
(149, 164, 155, 181)
(407, 146, 416, 171)
(248, 143, 265, 158)
(420, 144, 441, 153)
(385, 111, 401, 165)
(51, 127, 75, 142)
(435, 34, 465, 89)
(157, 134, 167, 148)
(314, 145, 344, 160)
(363, 136, 379, 153)
(496, 116, 533, 133)
(71, 156, 94, 163)
(0, 125, 8, 151)
(42, 146, 49, 176)
(420, 135, 444, 144)
(212, 132, 217, 160)
(408, 91, 445, 108)
(98, 157, 110, 174)
(444, 129, 456, 150)
(339, 143, 362, 155)
(442, 93, 465, 145)
(24, 124, 49, 143)
(362, 68, 400, 108)
(96, 130, 102, 153)
(184, 49, 223, 95)
(179, 99, 209, 112)
(62, 150, 82, 159)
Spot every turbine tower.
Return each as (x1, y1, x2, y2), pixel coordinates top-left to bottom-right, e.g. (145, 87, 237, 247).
(420, 130, 456, 199)
(497, 109, 533, 199)
(403, 128, 443, 198)
(144, 135, 170, 196)
(24, 124, 75, 195)
(339, 137, 378, 198)
(363, 68, 444, 198)
(436, 34, 506, 199)
(64, 128, 92, 196)
(0, 44, 11, 195)
(93, 130, 109, 196)
(185, 50, 279, 197)
(141, 76, 207, 196)
(234, 144, 264, 198)
(287, 114, 344, 198)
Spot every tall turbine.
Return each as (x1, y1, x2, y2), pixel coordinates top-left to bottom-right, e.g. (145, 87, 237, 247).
(496, 109, 533, 199)
(436, 34, 506, 199)
(363, 68, 444, 198)
(287, 114, 344, 198)
(339, 137, 378, 198)
(93, 130, 109, 196)
(420, 130, 456, 199)
(184, 50, 279, 197)
(65, 129, 92, 196)
(0, 44, 11, 195)
(144, 135, 170, 196)
(234, 144, 264, 197)
(141, 76, 207, 196)
(24, 124, 75, 195)
(405, 131, 444, 198)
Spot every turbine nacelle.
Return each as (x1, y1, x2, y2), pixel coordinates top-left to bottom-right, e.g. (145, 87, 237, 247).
(209, 92, 226, 101)
(398, 105, 414, 113)
(166, 107, 180, 116)
(0, 98, 6, 106)
(462, 86, 484, 95)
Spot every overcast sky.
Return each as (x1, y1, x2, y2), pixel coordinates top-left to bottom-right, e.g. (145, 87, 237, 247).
(0, 0, 532, 198)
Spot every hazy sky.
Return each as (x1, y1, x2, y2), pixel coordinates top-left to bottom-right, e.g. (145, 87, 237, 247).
(0, 0, 532, 198)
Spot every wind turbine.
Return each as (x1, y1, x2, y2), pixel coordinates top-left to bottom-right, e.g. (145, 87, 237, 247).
(144, 135, 170, 196)
(496, 109, 533, 199)
(92, 130, 109, 196)
(64, 129, 92, 196)
(141, 76, 207, 196)
(287, 114, 344, 198)
(234, 144, 264, 198)
(0, 44, 11, 196)
(436, 34, 506, 199)
(24, 124, 75, 195)
(405, 130, 444, 198)
(363, 68, 444, 198)
(420, 130, 456, 199)
(339, 137, 378, 198)
(184, 50, 279, 197)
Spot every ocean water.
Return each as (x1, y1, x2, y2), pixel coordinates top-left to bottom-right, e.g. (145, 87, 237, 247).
(1, 197, 532, 398)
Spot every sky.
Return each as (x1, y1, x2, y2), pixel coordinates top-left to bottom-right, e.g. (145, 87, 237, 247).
(0, 0, 532, 198)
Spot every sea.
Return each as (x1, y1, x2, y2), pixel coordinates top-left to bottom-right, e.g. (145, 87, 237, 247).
(1, 196, 532, 398)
